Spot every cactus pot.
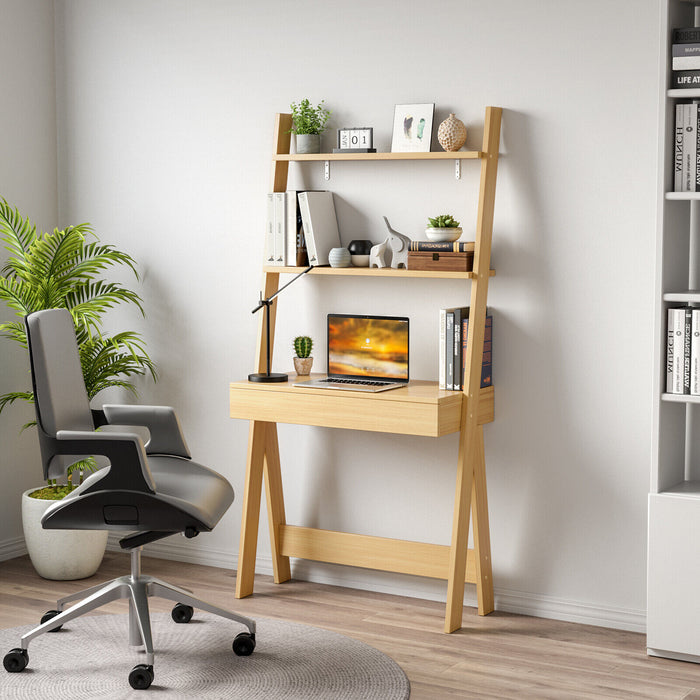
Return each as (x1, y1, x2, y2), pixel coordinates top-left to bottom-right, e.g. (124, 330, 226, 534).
(293, 356, 314, 376)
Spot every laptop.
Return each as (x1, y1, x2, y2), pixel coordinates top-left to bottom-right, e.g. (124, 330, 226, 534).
(293, 314, 409, 392)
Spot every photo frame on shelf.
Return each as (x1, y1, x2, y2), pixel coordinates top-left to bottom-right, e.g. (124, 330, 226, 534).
(391, 103, 434, 153)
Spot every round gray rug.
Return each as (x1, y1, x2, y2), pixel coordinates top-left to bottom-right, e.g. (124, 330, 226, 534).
(1, 612, 410, 699)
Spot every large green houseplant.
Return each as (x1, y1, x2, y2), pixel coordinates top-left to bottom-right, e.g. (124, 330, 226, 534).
(0, 198, 156, 579)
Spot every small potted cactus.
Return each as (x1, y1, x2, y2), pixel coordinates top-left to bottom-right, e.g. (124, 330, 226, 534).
(425, 214, 462, 242)
(293, 335, 314, 375)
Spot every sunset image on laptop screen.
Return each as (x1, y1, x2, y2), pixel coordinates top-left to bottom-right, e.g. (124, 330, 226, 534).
(328, 315, 409, 379)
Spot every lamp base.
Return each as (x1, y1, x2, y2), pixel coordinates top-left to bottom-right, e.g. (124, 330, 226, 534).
(248, 372, 288, 383)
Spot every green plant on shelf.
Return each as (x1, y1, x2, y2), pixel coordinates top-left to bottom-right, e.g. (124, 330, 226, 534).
(288, 99, 331, 135)
(428, 214, 460, 228)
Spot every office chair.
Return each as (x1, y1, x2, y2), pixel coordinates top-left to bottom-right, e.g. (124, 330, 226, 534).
(2, 309, 256, 690)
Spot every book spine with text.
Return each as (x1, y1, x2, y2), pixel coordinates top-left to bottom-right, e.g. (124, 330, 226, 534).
(675, 104, 685, 191)
(272, 192, 286, 265)
(692, 309, 700, 395)
(265, 193, 275, 265)
(667, 307, 686, 393)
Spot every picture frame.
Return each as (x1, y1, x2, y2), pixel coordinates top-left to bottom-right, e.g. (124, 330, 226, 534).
(391, 103, 435, 153)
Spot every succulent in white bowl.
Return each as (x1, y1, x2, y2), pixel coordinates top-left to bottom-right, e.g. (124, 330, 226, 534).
(425, 214, 462, 242)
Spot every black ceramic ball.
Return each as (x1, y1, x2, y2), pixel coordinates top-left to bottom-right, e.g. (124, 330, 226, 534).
(347, 239, 373, 255)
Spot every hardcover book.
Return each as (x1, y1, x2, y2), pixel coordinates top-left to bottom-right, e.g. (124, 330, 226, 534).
(297, 191, 341, 266)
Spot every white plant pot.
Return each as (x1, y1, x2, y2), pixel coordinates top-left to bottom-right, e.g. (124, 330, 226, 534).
(22, 488, 108, 580)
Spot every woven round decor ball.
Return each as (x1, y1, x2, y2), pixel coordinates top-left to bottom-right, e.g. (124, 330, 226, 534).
(437, 113, 467, 151)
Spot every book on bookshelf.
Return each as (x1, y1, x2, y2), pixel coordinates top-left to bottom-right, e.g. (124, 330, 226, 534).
(667, 306, 691, 394)
(672, 27, 700, 44)
(673, 43, 700, 70)
(439, 307, 492, 391)
(297, 191, 341, 266)
(693, 309, 700, 395)
(409, 241, 475, 252)
(285, 190, 310, 267)
(673, 103, 700, 191)
(462, 314, 493, 390)
(265, 193, 276, 265)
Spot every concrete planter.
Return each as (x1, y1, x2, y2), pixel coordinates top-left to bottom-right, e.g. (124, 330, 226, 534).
(295, 134, 321, 154)
(22, 488, 108, 580)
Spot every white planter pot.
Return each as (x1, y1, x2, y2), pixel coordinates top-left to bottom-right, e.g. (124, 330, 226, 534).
(22, 489, 108, 580)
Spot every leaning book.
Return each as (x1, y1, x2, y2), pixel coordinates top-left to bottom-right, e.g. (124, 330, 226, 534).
(297, 191, 341, 266)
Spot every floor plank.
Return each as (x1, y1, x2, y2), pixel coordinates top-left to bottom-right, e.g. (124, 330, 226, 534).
(1, 553, 699, 699)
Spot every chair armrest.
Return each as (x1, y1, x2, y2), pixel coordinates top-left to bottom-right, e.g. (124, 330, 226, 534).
(101, 405, 191, 458)
(55, 429, 156, 493)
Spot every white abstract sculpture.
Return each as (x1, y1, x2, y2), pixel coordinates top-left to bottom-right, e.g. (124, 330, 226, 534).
(382, 216, 411, 269)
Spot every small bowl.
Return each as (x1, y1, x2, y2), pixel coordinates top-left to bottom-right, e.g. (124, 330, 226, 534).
(351, 254, 370, 267)
(425, 227, 462, 242)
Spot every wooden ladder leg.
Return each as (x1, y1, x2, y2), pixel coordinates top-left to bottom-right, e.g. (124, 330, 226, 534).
(472, 425, 494, 615)
(444, 424, 476, 633)
(263, 422, 291, 583)
(235, 420, 268, 598)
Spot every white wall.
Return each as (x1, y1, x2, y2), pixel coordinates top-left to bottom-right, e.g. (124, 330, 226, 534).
(0, 0, 57, 558)
(10, 0, 657, 630)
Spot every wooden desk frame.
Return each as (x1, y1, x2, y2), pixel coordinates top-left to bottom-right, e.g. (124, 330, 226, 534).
(232, 107, 501, 633)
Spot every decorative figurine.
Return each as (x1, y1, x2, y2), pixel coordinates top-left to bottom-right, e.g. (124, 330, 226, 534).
(369, 239, 388, 268)
(382, 216, 411, 269)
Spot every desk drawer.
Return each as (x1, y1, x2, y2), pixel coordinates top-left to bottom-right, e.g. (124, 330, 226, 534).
(230, 381, 493, 437)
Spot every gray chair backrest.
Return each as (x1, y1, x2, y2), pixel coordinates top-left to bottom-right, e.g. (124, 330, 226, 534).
(25, 309, 94, 438)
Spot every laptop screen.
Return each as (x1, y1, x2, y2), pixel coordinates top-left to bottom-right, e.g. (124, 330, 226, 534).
(327, 314, 409, 381)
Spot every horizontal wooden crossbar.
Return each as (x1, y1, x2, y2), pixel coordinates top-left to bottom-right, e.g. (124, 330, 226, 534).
(279, 525, 476, 583)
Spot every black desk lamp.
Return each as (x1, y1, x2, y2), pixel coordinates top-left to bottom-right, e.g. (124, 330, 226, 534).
(248, 265, 314, 382)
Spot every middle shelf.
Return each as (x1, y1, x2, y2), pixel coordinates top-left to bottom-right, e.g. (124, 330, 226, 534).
(263, 265, 496, 279)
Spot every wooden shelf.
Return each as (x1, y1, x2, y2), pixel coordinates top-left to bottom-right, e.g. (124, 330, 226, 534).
(262, 265, 496, 280)
(274, 150, 485, 162)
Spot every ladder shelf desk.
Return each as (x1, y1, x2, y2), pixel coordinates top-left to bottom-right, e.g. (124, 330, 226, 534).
(231, 106, 502, 633)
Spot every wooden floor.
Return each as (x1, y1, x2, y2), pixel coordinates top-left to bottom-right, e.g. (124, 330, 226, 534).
(2, 554, 700, 699)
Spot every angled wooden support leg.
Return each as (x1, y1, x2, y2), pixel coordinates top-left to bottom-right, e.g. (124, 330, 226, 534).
(472, 426, 494, 615)
(444, 424, 476, 633)
(263, 422, 291, 583)
(235, 420, 268, 599)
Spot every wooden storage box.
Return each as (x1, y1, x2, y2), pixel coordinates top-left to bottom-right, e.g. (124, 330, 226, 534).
(407, 250, 474, 272)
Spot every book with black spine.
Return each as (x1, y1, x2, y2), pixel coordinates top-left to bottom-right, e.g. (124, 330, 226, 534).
(673, 27, 700, 44)
(671, 70, 700, 88)
(462, 314, 493, 389)
(409, 241, 475, 252)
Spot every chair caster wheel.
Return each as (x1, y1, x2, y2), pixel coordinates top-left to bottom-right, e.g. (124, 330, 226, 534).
(171, 603, 194, 624)
(41, 609, 62, 632)
(3, 648, 28, 673)
(129, 663, 154, 690)
(232, 631, 256, 656)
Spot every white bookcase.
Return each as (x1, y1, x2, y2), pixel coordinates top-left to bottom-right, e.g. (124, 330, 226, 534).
(649, 0, 700, 662)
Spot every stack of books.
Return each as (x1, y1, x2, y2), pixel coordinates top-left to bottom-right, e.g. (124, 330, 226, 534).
(265, 190, 341, 267)
(671, 27, 700, 90)
(439, 307, 493, 391)
(667, 306, 700, 395)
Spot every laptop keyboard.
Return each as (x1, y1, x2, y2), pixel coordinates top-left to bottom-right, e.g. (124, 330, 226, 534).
(320, 378, 392, 387)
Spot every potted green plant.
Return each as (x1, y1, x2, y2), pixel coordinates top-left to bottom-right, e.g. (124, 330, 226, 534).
(293, 335, 314, 375)
(425, 214, 463, 242)
(0, 198, 156, 580)
(289, 99, 331, 154)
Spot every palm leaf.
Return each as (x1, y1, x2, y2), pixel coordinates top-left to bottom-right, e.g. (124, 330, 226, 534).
(0, 198, 37, 262)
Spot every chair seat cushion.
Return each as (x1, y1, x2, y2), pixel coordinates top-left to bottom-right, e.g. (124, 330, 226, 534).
(147, 455, 234, 530)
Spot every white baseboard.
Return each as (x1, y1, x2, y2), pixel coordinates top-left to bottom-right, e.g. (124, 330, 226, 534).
(119, 538, 646, 634)
(0, 537, 27, 562)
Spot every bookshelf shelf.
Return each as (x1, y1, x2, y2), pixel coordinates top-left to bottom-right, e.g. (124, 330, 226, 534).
(235, 106, 502, 634)
(666, 192, 700, 200)
(659, 480, 700, 497)
(262, 265, 496, 280)
(663, 290, 700, 302)
(273, 150, 485, 162)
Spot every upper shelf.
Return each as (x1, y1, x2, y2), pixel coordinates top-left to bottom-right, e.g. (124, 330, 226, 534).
(274, 151, 486, 162)
(263, 265, 495, 280)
